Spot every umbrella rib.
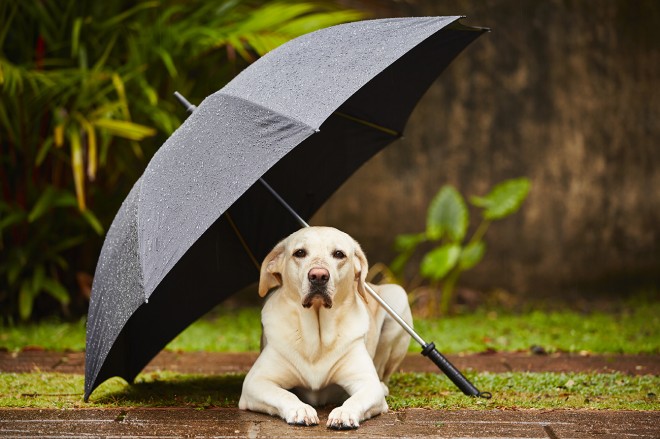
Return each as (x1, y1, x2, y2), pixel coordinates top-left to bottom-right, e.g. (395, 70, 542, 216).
(225, 212, 260, 272)
(333, 111, 401, 138)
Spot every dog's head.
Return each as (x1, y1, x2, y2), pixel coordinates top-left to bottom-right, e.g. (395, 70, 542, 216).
(258, 227, 369, 308)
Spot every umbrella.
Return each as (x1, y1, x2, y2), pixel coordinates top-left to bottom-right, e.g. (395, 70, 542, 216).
(84, 16, 489, 401)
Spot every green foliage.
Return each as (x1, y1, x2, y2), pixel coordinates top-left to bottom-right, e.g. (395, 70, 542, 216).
(0, 0, 364, 321)
(391, 178, 531, 315)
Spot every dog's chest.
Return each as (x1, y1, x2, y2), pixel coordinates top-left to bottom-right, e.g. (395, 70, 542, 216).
(264, 306, 369, 390)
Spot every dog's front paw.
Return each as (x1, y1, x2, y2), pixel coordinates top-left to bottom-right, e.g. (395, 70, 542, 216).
(326, 407, 361, 430)
(284, 403, 319, 426)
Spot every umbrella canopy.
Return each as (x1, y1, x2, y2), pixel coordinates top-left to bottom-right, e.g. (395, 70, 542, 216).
(85, 16, 486, 400)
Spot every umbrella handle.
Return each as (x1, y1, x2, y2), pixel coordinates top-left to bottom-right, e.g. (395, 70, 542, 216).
(363, 282, 491, 399)
(422, 342, 491, 399)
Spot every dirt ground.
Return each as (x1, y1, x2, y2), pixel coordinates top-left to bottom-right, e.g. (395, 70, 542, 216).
(2, 350, 659, 375)
(2, 351, 659, 438)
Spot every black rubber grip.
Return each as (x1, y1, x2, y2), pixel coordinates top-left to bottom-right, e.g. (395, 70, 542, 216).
(421, 342, 491, 398)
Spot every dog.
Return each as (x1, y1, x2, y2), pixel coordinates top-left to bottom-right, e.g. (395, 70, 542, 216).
(239, 226, 412, 429)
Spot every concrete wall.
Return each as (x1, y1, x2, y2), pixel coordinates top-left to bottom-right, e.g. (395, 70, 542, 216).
(315, 0, 659, 296)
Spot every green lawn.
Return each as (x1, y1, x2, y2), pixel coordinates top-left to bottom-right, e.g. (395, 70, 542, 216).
(2, 301, 658, 354)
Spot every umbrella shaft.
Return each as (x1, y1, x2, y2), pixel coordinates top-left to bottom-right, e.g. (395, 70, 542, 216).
(365, 283, 426, 346)
(259, 178, 310, 228)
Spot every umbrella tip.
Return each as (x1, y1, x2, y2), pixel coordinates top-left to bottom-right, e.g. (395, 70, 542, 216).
(173, 91, 197, 113)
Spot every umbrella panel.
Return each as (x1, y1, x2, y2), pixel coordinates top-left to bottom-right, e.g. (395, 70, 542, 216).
(91, 214, 257, 388)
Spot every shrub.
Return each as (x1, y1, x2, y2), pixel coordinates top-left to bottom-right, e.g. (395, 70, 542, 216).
(0, 0, 364, 321)
(391, 178, 531, 315)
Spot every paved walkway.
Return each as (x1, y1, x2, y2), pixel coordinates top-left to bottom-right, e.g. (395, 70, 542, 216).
(2, 407, 658, 438)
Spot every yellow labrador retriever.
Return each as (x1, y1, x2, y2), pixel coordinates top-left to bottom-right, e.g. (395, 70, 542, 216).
(239, 226, 412, 429)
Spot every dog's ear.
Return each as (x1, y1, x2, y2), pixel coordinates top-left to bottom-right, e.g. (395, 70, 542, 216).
(353, 243, 369, 303)
(258, 241, 285, 297)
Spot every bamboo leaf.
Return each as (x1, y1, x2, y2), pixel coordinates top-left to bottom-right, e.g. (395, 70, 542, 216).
(111, 73, 130, 118)
(93, 118, 156, 140)
(81, 209, 104, 235)
(86, 124, 97, 180)
(226, 34, 255, 63)
(0, 210, 26, 233)
(156, 47, 178, 78)
(0, 95, 15, 141)
(91, 33, 117, 73)
(100, 1, 159, 28)
(68, 127, 86, 210)
(18, 281, 34, 321)
(0, 3, 17, 48)
(35, 137, 54, 166)
(32, 265, 46, 296)
(49, 235, 86, 255)
(71, 17, 83, 57)
(27, 186, 76, 223)
(278, 10, 366, 36)
(42, 278, 71, 305)
(7, 251, 24, 285)
(128, 141, 143, 159)
(75, 114, 98, 181)
(54, 123, 64, 147)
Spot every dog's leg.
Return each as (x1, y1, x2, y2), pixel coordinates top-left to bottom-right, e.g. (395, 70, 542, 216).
(326, 349, 387, 430)
(239, 358, 319, 426)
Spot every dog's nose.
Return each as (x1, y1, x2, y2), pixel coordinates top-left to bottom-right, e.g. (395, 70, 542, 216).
(308, 267, 329, 285)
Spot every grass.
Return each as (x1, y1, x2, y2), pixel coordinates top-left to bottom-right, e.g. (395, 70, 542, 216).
(2, 300, 658, 354)
(1, 371, 657, 410)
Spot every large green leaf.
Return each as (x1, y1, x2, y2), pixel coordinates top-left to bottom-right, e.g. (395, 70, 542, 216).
(390, 232, 427, 276)
(459, 241, 486, 270)
(471, 178, 531, 220)
(427, 186, 469, 242)
(394, 232, 427, 252)
(420, 244, 461, 282)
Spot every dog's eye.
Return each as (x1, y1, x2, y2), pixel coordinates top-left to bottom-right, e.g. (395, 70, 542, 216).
(333, 250, 346, 259)
(293, 249, 307, 258)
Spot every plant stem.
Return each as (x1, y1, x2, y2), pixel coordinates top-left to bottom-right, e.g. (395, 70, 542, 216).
(469, 219, 491, 245)
(440, 268, 461, 315)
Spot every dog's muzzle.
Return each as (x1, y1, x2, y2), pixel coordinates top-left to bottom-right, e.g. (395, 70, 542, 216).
(303, 268, 332, 308)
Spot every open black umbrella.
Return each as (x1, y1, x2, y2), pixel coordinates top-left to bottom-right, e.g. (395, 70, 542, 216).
(85, 16, 489, 401)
